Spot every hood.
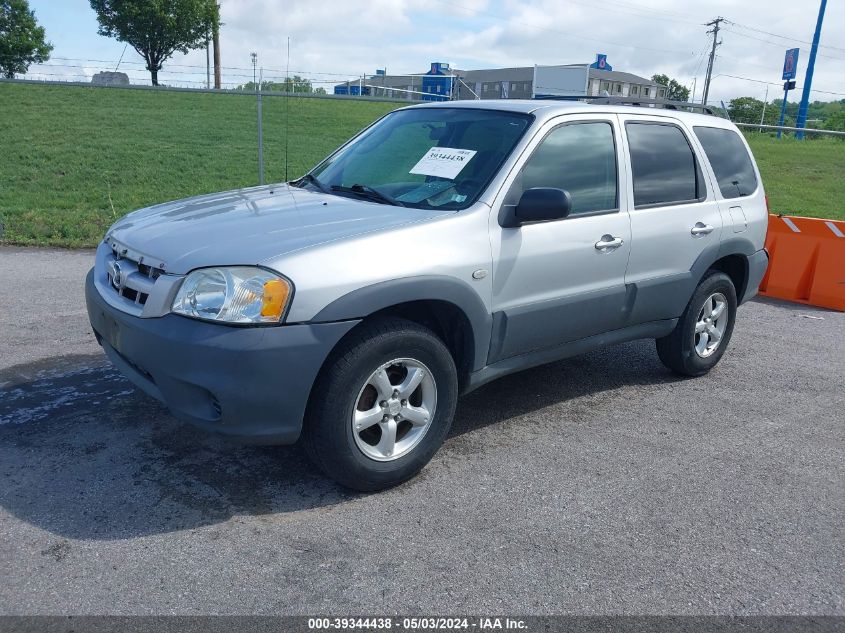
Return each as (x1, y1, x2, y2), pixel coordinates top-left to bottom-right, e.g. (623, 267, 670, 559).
(106, 184, 442, 274)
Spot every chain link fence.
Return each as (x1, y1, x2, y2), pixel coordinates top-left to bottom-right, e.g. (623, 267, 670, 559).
(0, 75, 842, 248)
(0, 78, 408, 247)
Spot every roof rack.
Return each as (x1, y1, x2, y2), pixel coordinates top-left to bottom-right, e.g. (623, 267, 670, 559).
(533, 94, 718, 116)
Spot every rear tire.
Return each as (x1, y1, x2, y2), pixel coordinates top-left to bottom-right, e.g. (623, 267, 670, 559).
(303, 317, 458, 492)
(656, 271, 737, 377)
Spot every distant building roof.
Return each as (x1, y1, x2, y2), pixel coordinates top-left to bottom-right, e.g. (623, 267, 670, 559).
(334, 62, 663, 95)
(458, 65, 659, 87)
(588, 68, 660, 86)
(461, 67, 535, 83)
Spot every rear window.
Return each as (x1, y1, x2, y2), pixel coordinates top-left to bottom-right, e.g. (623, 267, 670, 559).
(626, 122, 704, 208)
(694, 126, 758, 199)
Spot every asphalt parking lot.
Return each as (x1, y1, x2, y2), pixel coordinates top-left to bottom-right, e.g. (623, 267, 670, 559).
(0, 245, 843, 615)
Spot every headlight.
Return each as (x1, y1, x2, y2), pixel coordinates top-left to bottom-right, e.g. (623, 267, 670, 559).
(171, 267, 292, 324)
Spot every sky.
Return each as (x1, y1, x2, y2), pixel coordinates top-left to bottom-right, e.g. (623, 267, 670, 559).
(22, 0, 845, 103)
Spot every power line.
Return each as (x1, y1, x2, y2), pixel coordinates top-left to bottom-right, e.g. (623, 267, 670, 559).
(595, 0, 703, 21)
(715, 73, 845, 96)
(545, 0, 703, 26)
(722, 28, 845, 61)
(725, 19, 845, 53)
(428, 0, 701, 57)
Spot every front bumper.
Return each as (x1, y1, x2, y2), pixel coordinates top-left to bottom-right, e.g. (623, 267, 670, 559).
(86, 268, 359, 444)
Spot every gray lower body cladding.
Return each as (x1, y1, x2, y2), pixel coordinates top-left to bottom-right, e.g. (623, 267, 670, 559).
(85, 269, 358, 444)
(742, 248, 769, 304)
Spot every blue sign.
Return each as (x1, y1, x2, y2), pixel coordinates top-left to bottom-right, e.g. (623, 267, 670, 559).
(590, 54, 612, 72)
(782, 48, 799, 81)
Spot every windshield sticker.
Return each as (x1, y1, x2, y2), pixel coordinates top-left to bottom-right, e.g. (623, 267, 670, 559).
(410, 147, 477, 180)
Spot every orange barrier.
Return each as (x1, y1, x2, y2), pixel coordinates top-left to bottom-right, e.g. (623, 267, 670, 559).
(759, 214, 845, 311)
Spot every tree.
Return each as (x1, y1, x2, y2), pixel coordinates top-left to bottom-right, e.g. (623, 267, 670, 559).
(651, 74, 690, 102)
(823, 109, 845, 132)
(0, 0, 53, 79)
(728, 96, 787, 127)
(280, 75, 312, 93)
(89, 0, 218, 86)
(236, 76, 314, 93)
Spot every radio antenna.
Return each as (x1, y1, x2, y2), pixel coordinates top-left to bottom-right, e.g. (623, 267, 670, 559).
(284, 36, 290, 182)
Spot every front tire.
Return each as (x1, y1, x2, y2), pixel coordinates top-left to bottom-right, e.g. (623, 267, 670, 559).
(303, 317, 458, 491)
(656, 271, 738, 377)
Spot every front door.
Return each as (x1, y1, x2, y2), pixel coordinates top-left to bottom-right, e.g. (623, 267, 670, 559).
(488, 114, 631, 363)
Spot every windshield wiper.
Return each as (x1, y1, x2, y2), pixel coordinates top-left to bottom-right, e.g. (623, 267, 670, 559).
(295, 173, 330, 193)
(331, 183, 406, 207)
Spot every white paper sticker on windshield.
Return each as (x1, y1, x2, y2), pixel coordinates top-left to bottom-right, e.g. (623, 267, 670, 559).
(409, 147, 477, 180)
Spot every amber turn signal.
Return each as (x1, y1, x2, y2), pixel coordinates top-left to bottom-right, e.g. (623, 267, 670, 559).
(260, 279, 290, 319)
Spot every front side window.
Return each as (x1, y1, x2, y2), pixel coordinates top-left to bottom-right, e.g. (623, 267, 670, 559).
(515, 122, 618, 215)
(694, 126, 758, 199)
(627, 122, 704, 208)
(309, 108, 533, 210)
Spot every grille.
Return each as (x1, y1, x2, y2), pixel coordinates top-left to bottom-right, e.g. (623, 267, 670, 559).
(104, 247, 164, 307)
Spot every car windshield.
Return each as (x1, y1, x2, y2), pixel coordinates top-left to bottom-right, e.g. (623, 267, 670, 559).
(304, 108, 533, 210)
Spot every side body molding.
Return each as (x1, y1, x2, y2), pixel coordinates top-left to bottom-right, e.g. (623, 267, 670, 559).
(310, 275, 493, 372)
(626, 236, 760, 324)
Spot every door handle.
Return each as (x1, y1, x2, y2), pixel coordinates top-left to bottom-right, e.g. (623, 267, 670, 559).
(595, 235, 624, 251)
(691, 222, 714, 236)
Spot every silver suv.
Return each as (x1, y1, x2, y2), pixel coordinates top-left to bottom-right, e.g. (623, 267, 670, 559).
(86, 100, 769, 490)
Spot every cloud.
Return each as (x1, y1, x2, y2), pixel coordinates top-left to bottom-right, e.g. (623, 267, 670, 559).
(27, 0, 845, 101)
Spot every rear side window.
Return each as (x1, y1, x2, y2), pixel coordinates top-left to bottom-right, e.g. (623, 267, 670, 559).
(626, 122, 704, 208)
(519, 122, 618, 215)
(694, 126, 758, 199)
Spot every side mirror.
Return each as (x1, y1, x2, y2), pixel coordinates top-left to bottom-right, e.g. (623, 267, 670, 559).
(500, 188, 572, 228)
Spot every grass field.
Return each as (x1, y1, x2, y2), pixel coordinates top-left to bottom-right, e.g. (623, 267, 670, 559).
(744, 133, 844, 221)
(0, 83, 399, 247)
(1, 82, 842, 247)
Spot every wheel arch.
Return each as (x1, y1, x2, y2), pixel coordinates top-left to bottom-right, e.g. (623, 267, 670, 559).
(696, 235, 757, 301)
(708, 254, 749, 301)
(310, 276, 493, 391)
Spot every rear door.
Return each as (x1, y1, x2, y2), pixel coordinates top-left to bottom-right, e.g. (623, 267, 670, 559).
(488, 114, 632, 362)
(692, 124, 766, 243)
(619, 115, 723, 324)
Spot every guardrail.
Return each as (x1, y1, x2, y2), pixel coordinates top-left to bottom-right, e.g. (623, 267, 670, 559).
(733, 122, 845, 138)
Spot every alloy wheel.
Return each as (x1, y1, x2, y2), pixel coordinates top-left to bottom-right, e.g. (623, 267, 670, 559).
(694, 292, 729, 358)
(351, 358, 437, 461)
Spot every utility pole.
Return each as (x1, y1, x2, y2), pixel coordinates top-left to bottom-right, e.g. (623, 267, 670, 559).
(796, 0, 827, 139)
(213, 28, 221, 89)
(759, 84, 769, 132)
(702, 17, 724, 106)
(212, 2, 221, 89)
